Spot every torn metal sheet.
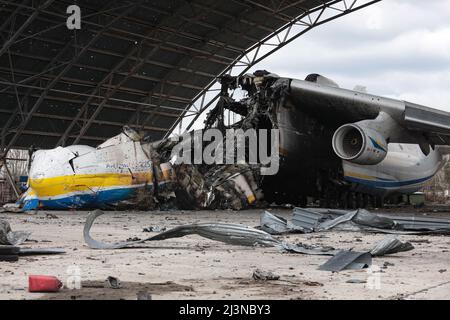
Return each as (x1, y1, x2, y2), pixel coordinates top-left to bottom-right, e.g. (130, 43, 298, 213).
(292, 208, 450, 234)
(260, 211, 304, 235)
(84, 210, 337, 257)
(370, 237, 414, 257)
(84, 209, 279, 250)
(281, 242, 339, 256)
(316, 209, 398, 232)
(252, 269, 280, 281)
(318, 251, 372, 272)
(316, 210, 358, 231)
(0, 220, 31, 246)
(291, 208, 323, 232)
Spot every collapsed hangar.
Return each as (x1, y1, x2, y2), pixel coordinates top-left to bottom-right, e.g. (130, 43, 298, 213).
(0, 0, 380, 156)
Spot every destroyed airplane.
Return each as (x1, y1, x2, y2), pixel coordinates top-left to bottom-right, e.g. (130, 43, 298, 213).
(17, 126, 263, 211)
(13, 71, 450, 211)
(202, 71, 450, 208)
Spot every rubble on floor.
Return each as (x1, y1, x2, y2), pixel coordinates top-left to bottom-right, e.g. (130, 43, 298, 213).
(370, 236, 414, 257)
(289, 208, 450, 235)
(252, 269, 280, 281)
(0, 219, 31, 246)
(1, 219, 65, 262)
(82, 209, 415, 271)
(84, 209, 339, 256)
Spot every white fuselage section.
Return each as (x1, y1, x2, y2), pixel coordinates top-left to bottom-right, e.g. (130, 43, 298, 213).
(343, 144, 448, 196)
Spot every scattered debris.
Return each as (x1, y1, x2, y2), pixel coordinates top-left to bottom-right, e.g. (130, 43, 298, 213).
(439, 269, 447, 273)
(291, 208, 450, 235)
(0, 203, 24, 214)
(143, 226, 167, 233)
(84, 210, 342, 257)
(319, 251, 372, 272)
(370, 236, 414, 257)
(252, 269, 280, 281)
(0, 219, 31, 246)
(291, 208, 323, 232)
(45, 213, 59, 219)
(260, 211, 304, 234)
(106, 276, 121, 289)
(28, 275, 63, 293)
(281, 242, 338, 256)
(302, 281, 323, 287)
(382, 262, 395, 269)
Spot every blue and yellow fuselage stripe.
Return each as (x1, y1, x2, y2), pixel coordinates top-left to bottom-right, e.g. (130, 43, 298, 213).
(27, 172, 153, 209)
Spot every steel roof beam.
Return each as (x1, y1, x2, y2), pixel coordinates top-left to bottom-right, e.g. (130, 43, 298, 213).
(167, 0, 382, 136)
(130, 2, 262, 132)
(0, 93, 181, 119)
(0, 108, 167, 132)
(69, 1, 233, 145)
(1, 1, 139, 156)
(1, 4, 247, 62)
(0, 47, 216, 89)
(0, 63, 205, 91)
(0, 0, 55, 58)
(7, 129, 108, 142)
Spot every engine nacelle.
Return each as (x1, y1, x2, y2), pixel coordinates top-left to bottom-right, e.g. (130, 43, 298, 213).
(332, 123, 388, 165)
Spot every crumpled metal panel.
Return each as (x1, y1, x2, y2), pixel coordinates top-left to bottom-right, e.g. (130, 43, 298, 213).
(0, 220, 31, 246)
(84, 209, 279, 250)
(370, 236, 414, 257)
(260, 211, 305, 235)
(318, 251, 372, 272)
(83, 210, 337, 257)
(292, 207, 323, 232)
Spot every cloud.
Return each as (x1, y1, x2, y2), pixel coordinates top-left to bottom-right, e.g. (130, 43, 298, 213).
(251, 0, 450, 111)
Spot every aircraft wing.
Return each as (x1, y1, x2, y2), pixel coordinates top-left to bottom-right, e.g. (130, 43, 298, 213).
(288, 77, 450, 146)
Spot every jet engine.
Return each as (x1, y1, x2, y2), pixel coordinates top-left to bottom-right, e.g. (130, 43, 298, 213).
(332, 123, 388, 165)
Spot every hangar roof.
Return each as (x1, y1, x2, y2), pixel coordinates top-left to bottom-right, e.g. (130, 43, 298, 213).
(0, 0, 379, 152)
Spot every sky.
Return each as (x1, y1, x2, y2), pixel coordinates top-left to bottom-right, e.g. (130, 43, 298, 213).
(249, 0, 450, 112)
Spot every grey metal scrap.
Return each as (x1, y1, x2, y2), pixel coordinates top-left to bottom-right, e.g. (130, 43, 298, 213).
(370, 236, 414, 257)
(149, 222, 280, 247)
(290, 208, 450, 234)
(292, 207, 323, 232)
(281, 242, 339, 256)
(0, 220, 31, 246)
(84, 210, 337, 257)
(260, 211, 305, 234)
(318, 251, 373, 272)
(316, 210, 358, 231)
(84, 209, 279, 250)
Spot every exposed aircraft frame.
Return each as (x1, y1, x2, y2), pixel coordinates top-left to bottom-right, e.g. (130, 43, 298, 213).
(166, 0, 382, 137)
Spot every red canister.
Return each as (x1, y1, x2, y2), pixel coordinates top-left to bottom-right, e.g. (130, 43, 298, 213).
(28, 275, 63, 292)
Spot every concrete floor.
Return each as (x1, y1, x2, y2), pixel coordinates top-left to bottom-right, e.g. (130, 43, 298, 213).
(1, 208, 450, 300)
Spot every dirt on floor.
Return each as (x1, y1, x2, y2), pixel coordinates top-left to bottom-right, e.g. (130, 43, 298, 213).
(1, 207, 450, 300)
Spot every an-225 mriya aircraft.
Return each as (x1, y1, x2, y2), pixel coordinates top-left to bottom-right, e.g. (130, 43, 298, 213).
(213, 71, 450, 208)
(16, 72, 450, 211)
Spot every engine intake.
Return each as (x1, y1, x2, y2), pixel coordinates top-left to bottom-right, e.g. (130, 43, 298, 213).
(332, 123, 388, 165)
